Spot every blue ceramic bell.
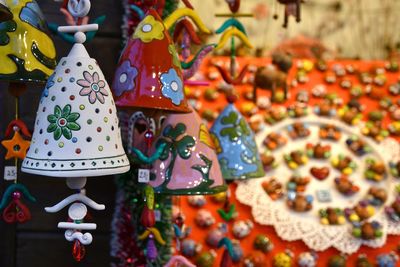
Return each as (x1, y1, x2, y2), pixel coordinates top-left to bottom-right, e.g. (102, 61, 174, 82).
(210, 97, 264, 180)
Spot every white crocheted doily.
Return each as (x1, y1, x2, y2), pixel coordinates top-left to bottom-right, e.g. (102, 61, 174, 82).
(236, 115, 400, 253)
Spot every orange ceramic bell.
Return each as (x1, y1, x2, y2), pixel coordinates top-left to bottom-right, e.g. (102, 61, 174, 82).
(111, 9, 190, 113)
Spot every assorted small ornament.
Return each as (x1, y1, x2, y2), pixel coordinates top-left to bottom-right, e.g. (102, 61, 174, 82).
(350, 85, 364, 98)
(366, 187, 388, 206)
(306, 143, 331, 159)
(296, 90, 309, 103)
(388, 121, 400, 136)
(262, 177, 284, 200)
(263, 132, 287, 151)
(311, 84, 327, 98)
(362, 121, 389, 143)
(345, 201, 375, 222)
(385, 197, 400, 222)
(338, 105, 363, 125)
(287, 122, 311, 139)
(319, 124, 341, 141)
(195, 209, 215, 228)
(260, 151, 278, 172)
(319, 208, 346, 225)
(253, 234, 274, 253)
(346, 135, 372, 156)
(284, 150, 308, 169)
(364, 158, 387, 182)
(206, 225, 227, 248)
(217, 199, 238, 222)
(286, 192, 313, 212)
(275, 0, 304, 28)
(356, 254, 373, 267)
(335, 175, 360, 196)
(314, 100, 336, 117)
(272, 250, 293, 267)
(298, 251, 318, 267)
(310, 166, 330, 181)
(287, 102, 308, 118)
(331, 154, 357, 175)
(232, 220, 253, 239)
(287, 174, 310, 192)
(376, 252, 399, 267)
(352, 221, 383, 240)
(264, 106, 287, 124)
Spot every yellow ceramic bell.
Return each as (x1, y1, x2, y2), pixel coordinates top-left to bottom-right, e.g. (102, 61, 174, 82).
(0, 0, 56, 83)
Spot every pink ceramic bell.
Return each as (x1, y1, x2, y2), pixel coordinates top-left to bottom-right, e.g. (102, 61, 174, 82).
(149, 109, 227, 195)
(111, 8, 190, 113)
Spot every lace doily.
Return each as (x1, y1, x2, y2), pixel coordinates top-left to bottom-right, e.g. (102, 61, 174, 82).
(236, 115, 400, 254)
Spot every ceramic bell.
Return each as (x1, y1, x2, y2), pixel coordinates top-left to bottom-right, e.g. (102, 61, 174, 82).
(111, 8, 190, 113)
(210, 102, 264, 180)
(0, 0, 56, 82)
(149, 109, 227, 194)
(21, 35, 129, 177)
(0, 0, 12, 22)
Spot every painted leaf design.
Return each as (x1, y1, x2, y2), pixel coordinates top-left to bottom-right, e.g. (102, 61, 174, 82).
(54, 127, 62, 140)
(66, 122, 80, 131)
(62, 127, 72, 140)
(67, 113, 80, 122)
(47, 114, 57, 123)
(177, 135, 195, 159)
(221, 112, 238, 125)
(47, 123, 57, 132)
(239, 119, 250, 136)
(54, 105, 62, 117)
(62, 105, 71, 117)
(157, 139, 171, 161)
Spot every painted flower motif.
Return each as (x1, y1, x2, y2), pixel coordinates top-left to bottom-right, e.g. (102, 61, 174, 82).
(112, 60, 138, 96)
(160, 68, 184, 105)
(168, 44, 181, 69)
(133, 15, 164, 43)
(77, 71, 108, 104)
(41, 72, 56, 101)
(47, 105, 81, 141)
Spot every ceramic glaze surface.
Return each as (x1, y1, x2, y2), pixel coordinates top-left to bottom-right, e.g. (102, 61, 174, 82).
(0, 0, 56, 82)
(210, 104, 265, 180)
(22, 54, 129, 177)
(111, 9, 190, 113)
(149, 110, 227, 195)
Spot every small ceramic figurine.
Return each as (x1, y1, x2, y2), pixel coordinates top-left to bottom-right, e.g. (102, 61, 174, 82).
(362, 120, 389, 143)
(284, 150, 308, 169)
(262, 178, 284, 200)
(232, 220, 254, 239)
(306, 143, 331, 159)
(264, 106, 287, 124)
(346, 136, 372, 156)
(319, 124, 341, 141)
(187, 195, 206, 208)
(331, 154, 357, 175)
(389, 161, 400, 178)
(288, 102, 308, 118)
(298, 251, 318, 267)
(287, 174, 310, 192)
(206, 227, 226, 248)
(273, 251, 293, 267)
(287, 192, 313, 212)
(195, 251, 216, 267)
(338, 105, 363, 125)
(243, 251, 267, 267)
(335, 175, 359, 196)
(310, 166, 330, 180)
(352, 221, 383, 240)
(195, 209, 215, 228)
(356, 254, 373, 267)
(319, 208, 346, 225)
(366, 187, 387, 206)
(376, 252, 399, 267)
(182, 239, 202, 257)
(264, 132, 287, 151)
(287, 122, 310, 139)
(253, 234, 274, 253)
(260, 152, 278, 172)
(345, 201, 375, 222)
(314, 100, 336, 117)
(364, 158, 387, 182)
(328, 255, 346, 267)
(385, 197, 400, 222)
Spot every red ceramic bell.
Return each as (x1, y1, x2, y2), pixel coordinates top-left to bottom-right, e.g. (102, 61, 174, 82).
(112, 9, 190, 113)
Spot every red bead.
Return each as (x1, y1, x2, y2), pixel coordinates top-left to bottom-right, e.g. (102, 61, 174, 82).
(72, 240, 86, 262)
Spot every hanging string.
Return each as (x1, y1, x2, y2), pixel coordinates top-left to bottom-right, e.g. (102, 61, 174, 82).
(14, 96, 19, 184)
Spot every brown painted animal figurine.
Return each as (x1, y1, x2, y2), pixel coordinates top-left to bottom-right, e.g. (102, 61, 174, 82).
(276, 0, 304, 28)
(253, 53, 292, 103)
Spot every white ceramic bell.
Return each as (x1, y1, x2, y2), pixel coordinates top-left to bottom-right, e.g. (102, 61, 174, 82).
(21, 31, 130, 177)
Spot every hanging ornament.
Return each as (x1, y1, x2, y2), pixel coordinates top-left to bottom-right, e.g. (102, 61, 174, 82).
(276, 0, 304, 28)
(214, 0, 253, 85)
